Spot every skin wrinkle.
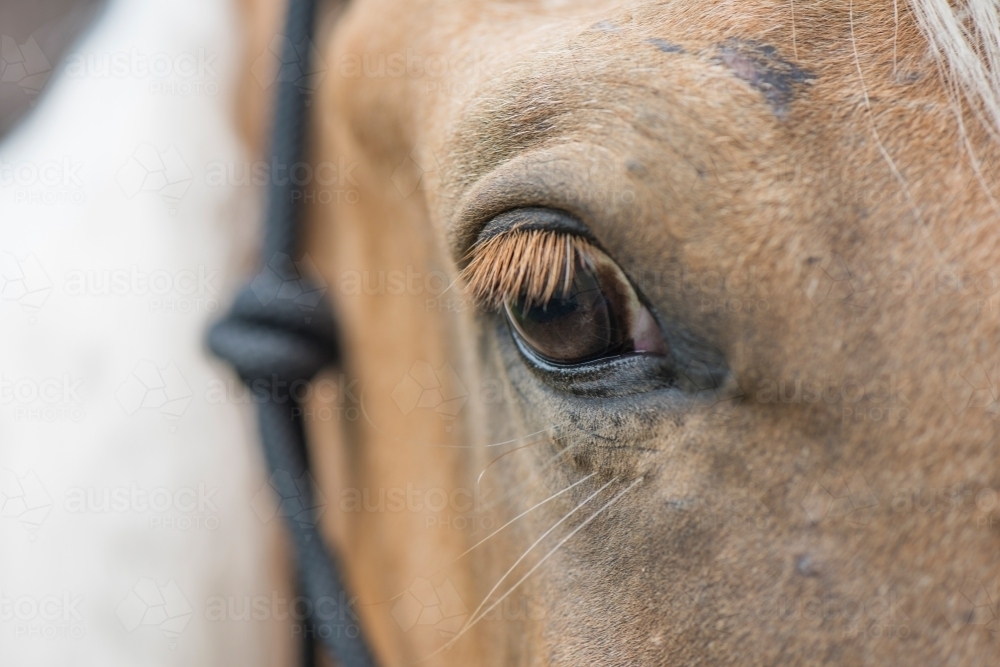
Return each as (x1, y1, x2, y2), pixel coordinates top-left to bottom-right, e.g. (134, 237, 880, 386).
(237, 0, 1000, 665)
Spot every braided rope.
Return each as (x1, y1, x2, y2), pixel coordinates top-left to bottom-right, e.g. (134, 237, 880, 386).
(207, 0, 378, 665)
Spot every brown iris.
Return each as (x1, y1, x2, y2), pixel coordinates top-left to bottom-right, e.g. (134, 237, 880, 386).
(505, 253, 665, 364)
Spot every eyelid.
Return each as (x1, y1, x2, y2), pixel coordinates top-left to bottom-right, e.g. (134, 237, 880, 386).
(472, 208, 600, 249)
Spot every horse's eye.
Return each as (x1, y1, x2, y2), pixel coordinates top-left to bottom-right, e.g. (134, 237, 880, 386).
(504, 250, 667, 365)
(461, 221, 668, 367)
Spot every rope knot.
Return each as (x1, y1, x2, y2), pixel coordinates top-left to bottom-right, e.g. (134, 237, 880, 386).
(208, 253, 339, 387)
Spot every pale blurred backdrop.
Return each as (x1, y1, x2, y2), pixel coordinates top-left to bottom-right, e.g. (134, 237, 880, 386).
(0, 0, 293, 664)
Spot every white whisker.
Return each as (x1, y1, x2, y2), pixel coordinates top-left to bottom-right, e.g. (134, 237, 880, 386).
(439, 473, 595, 573)
(430, 477, 643, 659)
(438, 423, 567, 449)
(892, 0, 899, 80)
(848, 0, 943, 261)
(790, 0, 798, 60)
(356, 474, 596, 611)
(440, 478, 618, 656)
(476, 434, 561, 484)
(478, 440, 583, 513)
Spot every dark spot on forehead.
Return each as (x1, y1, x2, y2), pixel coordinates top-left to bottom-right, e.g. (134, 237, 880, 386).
(715, 38, 816, 119)
(647, 38, 685, 54)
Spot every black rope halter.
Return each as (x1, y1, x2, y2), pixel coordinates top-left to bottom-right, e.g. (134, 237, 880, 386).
(207, 0, 378, 665)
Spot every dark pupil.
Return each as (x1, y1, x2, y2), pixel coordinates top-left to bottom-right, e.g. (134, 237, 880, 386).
(507, 261, 628, 364)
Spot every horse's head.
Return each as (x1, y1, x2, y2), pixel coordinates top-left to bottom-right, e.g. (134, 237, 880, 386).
(247, 0, 1000, 663)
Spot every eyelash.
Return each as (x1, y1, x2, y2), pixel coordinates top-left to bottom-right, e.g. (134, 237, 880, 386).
(461, 229, 597, 310)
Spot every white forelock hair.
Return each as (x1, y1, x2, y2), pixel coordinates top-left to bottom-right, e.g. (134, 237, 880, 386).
(910, 0, 1000, 139)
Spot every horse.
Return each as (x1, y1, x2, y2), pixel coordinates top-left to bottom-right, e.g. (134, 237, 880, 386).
(238, 0, 1000, 664)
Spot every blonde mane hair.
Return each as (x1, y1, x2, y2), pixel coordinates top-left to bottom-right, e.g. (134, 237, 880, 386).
(911, 0, 1000, 140)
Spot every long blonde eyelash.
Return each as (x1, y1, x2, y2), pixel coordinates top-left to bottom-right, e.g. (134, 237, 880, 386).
(460, 229, 597, 310)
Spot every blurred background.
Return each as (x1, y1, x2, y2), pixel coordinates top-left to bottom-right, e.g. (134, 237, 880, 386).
(0, 0, 292, 664)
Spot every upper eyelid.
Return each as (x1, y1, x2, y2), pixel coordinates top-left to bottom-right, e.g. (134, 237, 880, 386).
(468, 208, 601, 260)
